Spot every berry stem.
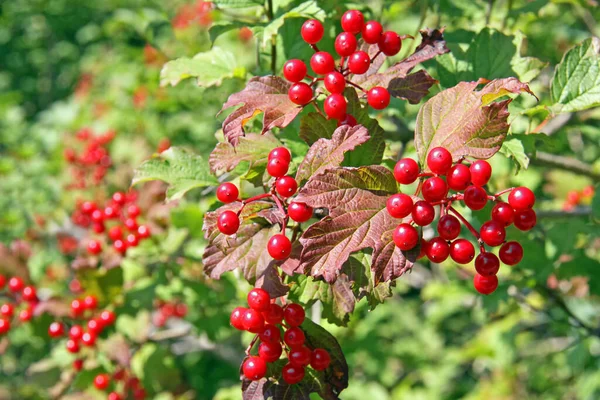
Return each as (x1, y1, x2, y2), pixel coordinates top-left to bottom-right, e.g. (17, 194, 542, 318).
(339, 56, 345, 70)
(417, 172, 435, 178)
(448, 206, 481, 241)
(270, 194, 289, 233)
(245, 334, 259, 356)
(414, 180, 424, 197)
(346, 80, 367, 93)
(370, 50, 382, 64)
(491, 187, 515, 200)
(310, 44, 320, 53)
(236, 193, 273, 216)
(312, 100, 325, 116)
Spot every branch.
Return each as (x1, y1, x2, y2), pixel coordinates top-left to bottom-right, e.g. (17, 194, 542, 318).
(537, 207, 593, 219)
(531, 152, 600, 181)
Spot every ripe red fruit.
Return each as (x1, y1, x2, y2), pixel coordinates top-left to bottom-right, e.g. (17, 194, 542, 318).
(367, 87, 390, 110)
(100, 310, 116, 326)
(289, 346, 312, 367)
(108, 226, 123, 241)
(81, 201, 97, 214)
(73, 359, 83, 371)
(0, 318, 10, 335)
(282, 363, 305, 384)
(259, 324, 281, 343)
(66, 339, 80, 353)
(88, 318, 103, 334)
(112, 192, 126, 205)
(217, 210, 240, 235)
(288, 82, 313, 105)
(362, 20, 383, 44)
(334, 32, 357, 57)
(91, 209, 104, 223)
(267, 234, 292, 260)
(470, 160, 492, 186)
(464, 185, 488, 210)
(247, 288, 271, 311)
(422, 176, 449, 202)
(446, 164, 471, 191)
(108, 393, 123, 400)
(426, 237, 450, 263)
(310, 348, 331, 370)
(81, 331, 96, 346)
(104, 206, 119, 219)
(126, 233, 139, 247)
(341, 10, 364, 33)
(262, 303, 284, 325)
(83, 295, 97, 310)
(258, 341, 283, 362)
(48, 322, 64, 338)
(449, 239, 475, 264)
(0, 274, 5, 290)
(70, 325, 84, 341)
(386, 193, 413, 219)
(508, 187, 536, 210)
(216, 182, 239, 203)
(378, 31, 402, 55)
(499, 241, 524, 265)
(284, 303, 305, 327)
(284, 326, 306, 348)
(310, 51, 335, 75)
(324, 71, 346, 94)
(230, 306, 247, 330)
(92, 223, 105, 233)
(94, 373, 110, 390)
(283, 59, 307, 82)
(427, 147, 453, 175)
(324, 94, 347, 120)
(473, 274, 498, 295)
(242, 309, 265, 333)
(480, 220, 506, 247)
(22, 285, 37, 302)
(19, 308, 33, 322)
(267, 158, 290, 178)
(275, 176, 298, 197)
(128, 205, 141, 218)
(491, 202, 515, 226)
(8, 277, 24, 292)
(137, 225, 151, 239)
(0, 304, 13, 317)
(113, 239, 127, 254)
(337, 114, 357, 127)
(392, 223, 419, 250)
(243, 356, 267, 381)
(475, 252, 500, 276)
(514, 209, 537, 231)
(412, 201, 435, 226)
(269, 147, 292, 164)
(348, 51, 370, 75)
(393, 158, 420, 184)
(124, 218, 138, 231)
(71, 299, 84, 316)
(301, 19, 324, 44)
(87, 240, 102, 255)
(288, 202, 313, 222)
(437, 215, 461, 240)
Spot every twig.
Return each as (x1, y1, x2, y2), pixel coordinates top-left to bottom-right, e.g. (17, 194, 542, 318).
(537, 207, 593, 219)
(531, 152, 600, 182)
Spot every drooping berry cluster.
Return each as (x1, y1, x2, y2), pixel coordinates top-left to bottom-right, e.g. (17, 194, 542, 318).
(388, 147, 537, 294)
(152, 299, 188, 327)
(0, 275, 38, 336)
(216, 147, 313, 261)
(230, 288, 331, 384)
(92, 370, 147, 400)
(562, 185, 595, 211)
(284, 10, 405, 121)
(63, 128, 115, 189)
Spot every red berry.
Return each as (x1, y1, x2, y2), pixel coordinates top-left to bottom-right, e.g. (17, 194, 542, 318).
(113, 239, 127, 254)
(341, 10, 364, 33)
(81, 331, 96, 346)
(378, 31, 402, 56)
(242, 309, 265, 333)
(283, 59, 307, 82)
(0, 304, 13, 317)
(73, 359, 83, 371)
(282, 363, 305, 384)
(412, 201, 435, 226)
(104, 206, 119, 219)
(81, 201, 97, 215)
(19, 308, 33, 322)
(83, 295, 98, 310)
(247, 288, 271, 312)
(284, 326, 306, 348)
(126, 233, 139, 247)
(275, 176, 298, 197)
(262, 303, 284, 325)
(392, 223, 419, 250)
(427, 147, 452, 175)
(217, 210, 240, 235)
(324, 71, 346, 94)
(0, 274, 5, 290)
(124, 217, 138, 231)
(367, 87, 390, 110)
(70, 325, 84, 340)
(66, 339, 80, 353)
(243, 356, 267, 381)
(475, 252, 500, 276)
(230, 306, 247, 330)
(473, 274, 498, 295)
(421, 176, 448, 202)
(288, 202, 313, 222)
(470, 160, 492, 186)
(334, 32, 357, 57)
(284, 303, 305, 327)
(92, 223, 105, 234)
(100, 310, 116, 326)
(267, 158, 290, 178)
(216, 182, 239, 203)
(348, 51, 370, 75)
(108, 226, 123, 241)
(446, 164, 471, 191)
(464, 185, 488, 210)
(449, 239, 475, 264)
(91, 209, 104, 223)
(362, 21, 383, 44)
(8, 277, 24, 292)
(386, 193, 413, 219)
(269, 147, 292, 164)
(128, 204, 141, 218)
(258, 341, 283, 362)
(0, 318, 10, 335)
(480, 220, 506, 247)
(259, 324, 281, 343)
(508, 187, 536, 210)
(288, 82, 313, 105)
(112, 192, 126, 205)
(323, 94, 347, 120)
(499, 241, 523, 265)
(137, 225, 151, 239)
(310, 51, 335, 75)
(174, 303, 187, 318)
(108, 393, 122, 400)
(426, 237, 450, 263)
(22, 286, 37, 302)
(337, 114, 357, 127)
(267, 234, 292, 260)
(301, 19, 324, 44)
(94, 373, 110, 390)
(71, 299, 84, 316)
(87, 240, 102, 255)
(514, 209, 536, 231)
(87, 318, 103, 334)
(289, 346, 312, 367)
(393, 158, 420, 184)
(491, 202, 515, 226)
(437, 215, 461, 240)
(48, 322, 64, 338)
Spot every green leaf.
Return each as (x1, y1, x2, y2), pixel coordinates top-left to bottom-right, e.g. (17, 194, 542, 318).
(160, 47, 242, 87)
(499, 138, 529, 171)
(261, 1, 325, 47)
(132, 147, 218, 201)
(298, 112, 338, 145)
(550, 37, 600, 113)
(212, 0, 264, 8)
(131, 343, 181, 392)
(209, 132, 282, 176)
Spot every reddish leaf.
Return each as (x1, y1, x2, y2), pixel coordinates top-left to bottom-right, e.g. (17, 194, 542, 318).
(298, 112, 338, 145)
(219, 76, 302, 146)
(209, 132, 282, 176)
(414, 77, 536, 166)
(388, 70, 439, 104)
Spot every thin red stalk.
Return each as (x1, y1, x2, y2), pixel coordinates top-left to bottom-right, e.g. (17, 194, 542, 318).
(414, 180, 424, 196)
(339, 56, 345, 70)
(271, 194, 289, 233)
(236, 193, 273, 216)
(492, 187, 514, 200)
(370, 50, 382, 64)
(346, 80, 367, 93)
(417, 172, 435, 178)
(448, 206, 480, 240)
(245, 334, 259, 356)
(310, 44, 320, 52)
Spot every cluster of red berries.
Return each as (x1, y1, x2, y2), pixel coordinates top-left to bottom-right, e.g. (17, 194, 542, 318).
(71, 191, 151, 256)
(0, 275, 38, 336)
(172, 0, 212, 30)
(63, 128, 115, 189)
(284, 10, 403, 121)
(562, 185, 595, 211)
(216, 147, 312, 261)
(230, 288, 331, 384)
(93, 370, 147, 400)
(152, 299, 188, 327)
(388, 147, 537, 294)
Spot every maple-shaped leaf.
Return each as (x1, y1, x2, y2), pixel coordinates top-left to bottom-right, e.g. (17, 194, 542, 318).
(414, 77, 536, 166)
(295, 166, 418, 283)
(388, 70, 439, 104)
(219, 76, 302, 146)
(298, 112, 338, 145)
(209, 132, 282, 176)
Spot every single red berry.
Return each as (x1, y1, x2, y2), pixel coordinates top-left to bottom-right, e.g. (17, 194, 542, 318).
(348, 51, 370, 75)
(367, 87, 390, 110)
(267, 234, 292, 260)
(87, 318, 103, 334)
(112, 192, 126, 205)
(104, 206, 119, 219)
(21, 286, 37, 302)
(108, 226, 123, 241)
(124, 217, 138, 231)
(8, 277, 24, 292)
(71, 299, 84, 316)
(81, 331, 96, 346)
(174, 303, 187, 318)
(83, 295, 98, 310)
(70, 325, 84, 341)
(427, 147, 453, 175)
(87, 240, 102, 255)
(470, 160, 492, 186)
(514, 209, 536, 231)
(73, 359, 83, 371)
(217, 210, 240, 235)
(499, 241, 524, 265)
(258, 340, 283, 363)
(284, 326, 306, 348)
(242, 309, 265, 333)
(288, 202, 313, 222)
(0, 274, 5, 290)
(323, 94, 347, 120)
(94, 373, 110, 390)
(475, 252, 500, 276)
(262, 303, 284, 325)
(113, 239, 127, 254)
(66, 339, 80, 353)
(449, 239, 475, 264)
(425, 237, 450, 263)
(386, 193, 413, 219)
(412, 201, 435, 226)
(267, 157, 290, 178)
(324, 71, 346, 94)
(126, 233, 139, 247)
(289, 346, 312, 367)
(243, 356, 267, 381)
(133, 388, 146, 400)
(491, 202, 515, 226)
(0, 318, 10, 335)
(275, 176, 298, 198)
(284, 303, 305, 327)
(247, 288, 271, 312)
(337, 114, 357, 127)
(480, 220, 506, 247)
(508, 187, 536, 210)
(301, 19, 324, 44)
(341, 9, 364, 33)
(421, 177, 448, 202)
(446, 164, 471, 191)
(437, 214, 461, 240)
(334, 32, 357, 57)
(137, 225, 151, 239)
(393, 158, 420, 184)
(19, 308, 33, 322)
(216, 182, 239, 203)
(362, 20, 383, 44)
(259, 324, 281, 343)
(392, 223, 419, 250)
(81, 201, 97, 214)
(269, 147, 292, 164)
(100, 310, 116, 326)
(378, 31, 402, 55)
(127, 204, 141, 219)
(108, 393, 123, 400)
(230, 306, 247, 330)
(48, 322, 64, 338)
(288, 82, 313, 105)
(0, 304, 13, 317)
(283, 59, 307, 82)
(473, 274, 498, 295)
(92, 223, 105, 234)
(310, 51, 335, 75)
(464, 185, 488, 210)
(91, 209, 104, 224)
(282, 363, 305, 384)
